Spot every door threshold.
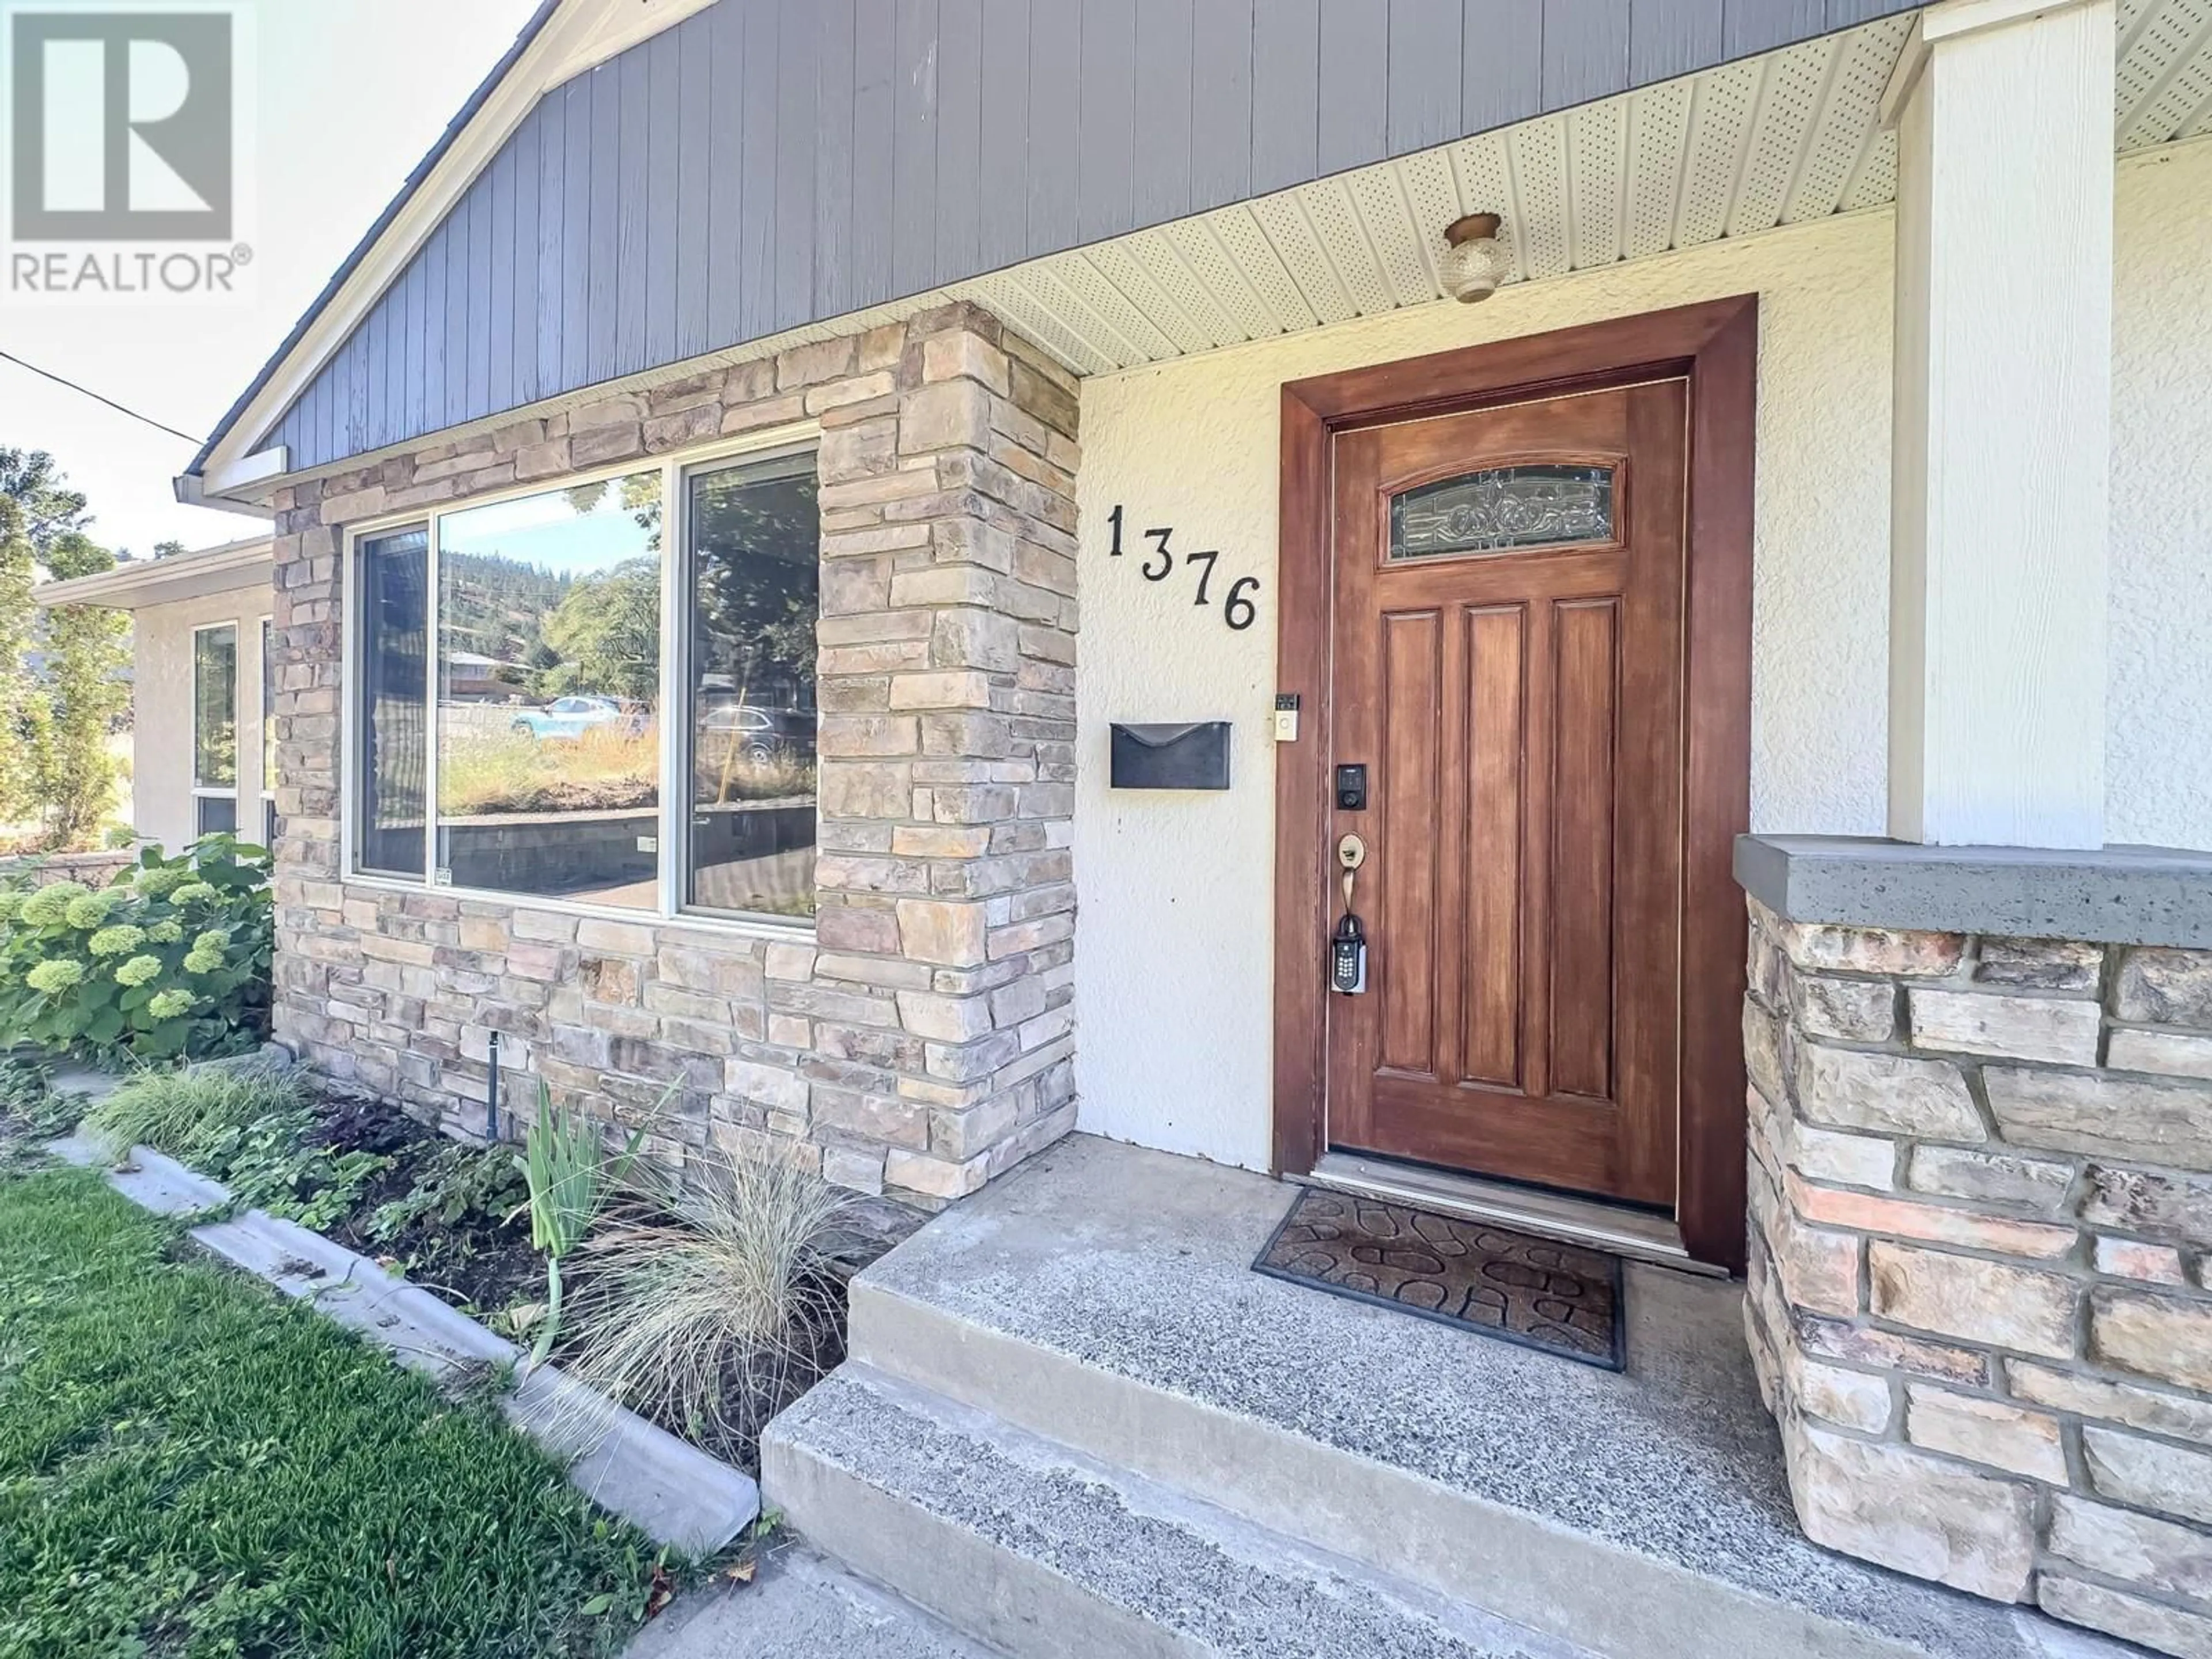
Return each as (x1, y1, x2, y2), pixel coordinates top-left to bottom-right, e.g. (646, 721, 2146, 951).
(1301, 1152, 1729, 1278)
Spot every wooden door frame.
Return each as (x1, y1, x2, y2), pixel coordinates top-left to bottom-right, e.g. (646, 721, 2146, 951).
(1272, 294, 1757, 1274)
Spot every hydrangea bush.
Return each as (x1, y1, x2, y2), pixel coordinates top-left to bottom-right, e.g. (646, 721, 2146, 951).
(0, 835, 274, 1061)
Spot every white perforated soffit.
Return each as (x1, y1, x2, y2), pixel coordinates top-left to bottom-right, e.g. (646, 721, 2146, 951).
(953, 1, 2212, 378)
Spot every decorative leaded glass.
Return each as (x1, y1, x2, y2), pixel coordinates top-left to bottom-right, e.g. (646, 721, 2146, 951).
(1388, 465, 1615, 560)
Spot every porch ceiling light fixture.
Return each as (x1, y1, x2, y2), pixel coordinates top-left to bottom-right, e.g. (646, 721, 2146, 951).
(1440, 213, 1509, 303)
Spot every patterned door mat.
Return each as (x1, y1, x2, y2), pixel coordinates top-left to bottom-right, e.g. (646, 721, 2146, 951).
(1253, 1187, 1625, 1370)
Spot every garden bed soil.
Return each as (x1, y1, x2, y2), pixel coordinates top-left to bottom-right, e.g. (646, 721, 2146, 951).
(290, 1086, 869, 1472)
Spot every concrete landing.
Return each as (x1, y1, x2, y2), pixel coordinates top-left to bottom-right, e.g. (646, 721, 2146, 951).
(808, 1135, 2131, 1659)
(625, 1544, 990, 1659)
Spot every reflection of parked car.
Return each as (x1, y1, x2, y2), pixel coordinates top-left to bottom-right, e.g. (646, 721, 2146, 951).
(697, 702, 814, 765)
(509, 695, 646, 740)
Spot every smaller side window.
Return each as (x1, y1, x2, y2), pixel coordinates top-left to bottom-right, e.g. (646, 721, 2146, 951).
(192, 623, 240, 835)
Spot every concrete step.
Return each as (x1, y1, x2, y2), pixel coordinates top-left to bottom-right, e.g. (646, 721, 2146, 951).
(836, 1135, 2126, 1659)
(763, 1363, 1597, 1659)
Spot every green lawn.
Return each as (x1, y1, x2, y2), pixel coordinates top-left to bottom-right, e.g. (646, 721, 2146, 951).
(0, 1165, 661, 1659)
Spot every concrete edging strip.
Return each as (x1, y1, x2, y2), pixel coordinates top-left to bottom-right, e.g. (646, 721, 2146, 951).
(50, 1132, 758, 1556)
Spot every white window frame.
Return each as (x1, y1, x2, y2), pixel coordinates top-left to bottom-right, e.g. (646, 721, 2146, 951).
(191, 619, 241, 835)
(339, 419, 823, 940)
(259, 616, 276, 849)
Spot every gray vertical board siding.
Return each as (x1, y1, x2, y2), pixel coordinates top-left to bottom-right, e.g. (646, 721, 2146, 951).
(644, 26, 681, 370)
(1726, 0, 1824, 57)
(977, 0, 1031, 267)
(816, 0, 859, 317)
(852, 0, 897, 309)
(1630, 0, 1722, 84)
(488, 138, 517, 414)
(1316, 0, 1387, 176)
(559, 77, 592, 395)
(1132, 0, 1194, 229)
(675, 14, 712, 361)
(935, 0, 983, 286)
(706, 0, 745, 346)
(257, 0, 1907, 472)
(1826, 0, 1912, 23)
(585, 65, 621, 389)
(1542, 0, 1631, 107)
(1463, 0, 1544, 131)
(616, 43, 652, 377)
(739, 0, 779, 340)
(1024, 0, 1079, 251)
(1188, 0, 1252, 210)
(425, 217, 452, 435)
(892, 0, 941, 297)
(465, 170, 493, 424)
(365, 283, 387, 450)
(510, 105, 541, 409)
(1251, 0, 1318, 193)
(1389, 0, 1464, 156)
(1078, 0, 1136, 243)
(533, 93, 563, 403)
(777, 0, 821, 331)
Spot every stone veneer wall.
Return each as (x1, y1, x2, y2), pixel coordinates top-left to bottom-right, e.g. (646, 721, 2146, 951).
(1742, 896, 2212, 1658)
(266, 302, 1081, 1207)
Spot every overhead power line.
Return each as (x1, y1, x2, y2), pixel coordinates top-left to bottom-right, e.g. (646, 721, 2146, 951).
(0, 347, 202, 445)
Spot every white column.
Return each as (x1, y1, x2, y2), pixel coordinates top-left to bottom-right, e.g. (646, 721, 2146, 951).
(1884, 0, 2113, 849)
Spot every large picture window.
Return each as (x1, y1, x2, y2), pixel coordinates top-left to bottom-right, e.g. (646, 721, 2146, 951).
(192, 623, 238, 836)
(349, 444, 820, 926)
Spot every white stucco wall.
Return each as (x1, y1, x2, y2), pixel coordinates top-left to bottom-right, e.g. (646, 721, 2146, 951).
(131, 589, 274, 853)
(2110, 138, 2212, 847)
(1071, 140, 2212, 1172)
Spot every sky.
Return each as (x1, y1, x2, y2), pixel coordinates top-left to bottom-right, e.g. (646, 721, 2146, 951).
(1, 0, 542, 560)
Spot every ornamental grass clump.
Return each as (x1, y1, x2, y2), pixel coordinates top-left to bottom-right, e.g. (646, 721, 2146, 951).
(0, 834, 272, 1061)
(562, 1147, 854, 1467)
(85, 1065, 304, 1164)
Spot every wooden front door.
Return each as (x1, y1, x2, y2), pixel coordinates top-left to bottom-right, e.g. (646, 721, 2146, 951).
(1323, 380, 1689, 1207)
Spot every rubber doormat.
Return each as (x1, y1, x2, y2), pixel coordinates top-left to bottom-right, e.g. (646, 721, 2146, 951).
(1253, 1188, 1625, 1370)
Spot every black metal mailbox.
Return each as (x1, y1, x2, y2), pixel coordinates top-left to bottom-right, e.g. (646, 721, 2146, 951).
(1109, 722, 1232, 790)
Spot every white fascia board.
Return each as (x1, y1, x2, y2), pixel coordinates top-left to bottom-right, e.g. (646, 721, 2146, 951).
(194, 0, 650, 486)
(36, 540, 274, 611)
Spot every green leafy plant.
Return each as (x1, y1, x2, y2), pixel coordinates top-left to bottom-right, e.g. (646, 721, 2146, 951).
(519, 1079, 647, 1373)
(81, 1065, 391, 1232)
(366, 1140, 531, 1245)
(0, 834, 273, 1062)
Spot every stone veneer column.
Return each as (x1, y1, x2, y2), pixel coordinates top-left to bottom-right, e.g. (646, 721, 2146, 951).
(265, 302, 1079, 1209)
(1743, 897, 2212, 1657)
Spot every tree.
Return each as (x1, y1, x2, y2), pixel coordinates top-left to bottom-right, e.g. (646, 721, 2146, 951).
(28, 530, 130, 848)
(540, 558, 661, 703)
(0, 448, 92, 557)
(0, 498, 37, 822)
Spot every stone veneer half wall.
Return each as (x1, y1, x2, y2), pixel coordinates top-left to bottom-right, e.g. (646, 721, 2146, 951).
(265, 302, 1080, 1208)
(1743, 894, 2212, 1658)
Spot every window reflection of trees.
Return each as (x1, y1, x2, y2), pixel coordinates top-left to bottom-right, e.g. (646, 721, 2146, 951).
(687, 456, 819, 918)
(433, 474, 663, 908)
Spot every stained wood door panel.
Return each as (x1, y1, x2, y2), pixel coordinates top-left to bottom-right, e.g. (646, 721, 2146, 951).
(1461, 603, 1525, 1090)
(1324, 380, 1688, 1207)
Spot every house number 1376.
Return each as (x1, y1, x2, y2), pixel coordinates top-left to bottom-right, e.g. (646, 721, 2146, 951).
(1106, 503, 1260, 631)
